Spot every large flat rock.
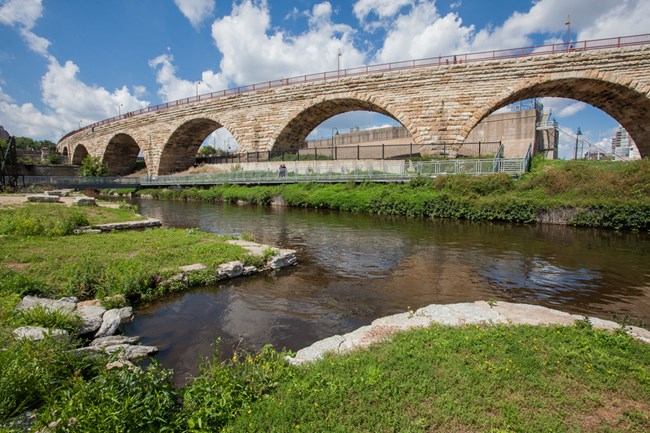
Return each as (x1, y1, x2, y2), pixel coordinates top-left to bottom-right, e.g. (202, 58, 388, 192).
(287, 301, 649, 365)
(17, 296, 76, 314)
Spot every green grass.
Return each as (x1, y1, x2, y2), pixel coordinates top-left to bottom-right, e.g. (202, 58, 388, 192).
(0, 228, 249, 303)
(221, 324, 650, 433)
(0, 203, 144, 236)
(138, 159, 650, 231)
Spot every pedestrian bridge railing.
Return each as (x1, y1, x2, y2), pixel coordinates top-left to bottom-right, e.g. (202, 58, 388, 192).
(18, 156, 529, 189)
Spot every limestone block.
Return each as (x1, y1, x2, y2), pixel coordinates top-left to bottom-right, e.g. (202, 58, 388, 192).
(217, 260, 244, 279)
(18, 296, 76, 314)
(267, 250, 298, 270)
(94, 307, 133, 338)
(27, 194, 61, 203)
(90, 335, 140, 349)
(76, 305, 107, 334)
(103, 344, 159, 360)
(13, 326, 68, 341)
(74, 196, 96, 206)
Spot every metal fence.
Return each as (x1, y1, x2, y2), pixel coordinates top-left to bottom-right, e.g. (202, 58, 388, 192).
(19, 152, 529, 189)
(196, 141, 502, 165)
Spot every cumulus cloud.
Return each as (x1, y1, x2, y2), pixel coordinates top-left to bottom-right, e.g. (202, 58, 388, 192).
(541, 98, 587, 119)
(174, 0, 215, 29)
(0, 0, 43, 28)
(211, 1, 366, 85)
(0, 0, 150, 140)
(149, 53, 227, 102)
(577, 0, 650, 40)
(353, 0, 414, 22)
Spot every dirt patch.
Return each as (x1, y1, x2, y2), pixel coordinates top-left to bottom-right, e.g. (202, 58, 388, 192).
(568, 395, 650, 431)
(4, 262, 29, 271)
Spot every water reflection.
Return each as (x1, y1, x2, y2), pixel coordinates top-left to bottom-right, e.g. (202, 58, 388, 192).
(124, 199, 650, 384)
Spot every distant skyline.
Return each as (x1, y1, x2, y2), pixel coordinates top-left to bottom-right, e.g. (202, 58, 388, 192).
(1, 0, 648, 158)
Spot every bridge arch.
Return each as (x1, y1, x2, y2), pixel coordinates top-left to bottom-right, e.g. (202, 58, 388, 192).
(102, 133, 144, 176)
(158, 117, 237, 175)
(461, 71, 650, 157)
(273, 96, 414, 151)
(71, 144, 89, 165)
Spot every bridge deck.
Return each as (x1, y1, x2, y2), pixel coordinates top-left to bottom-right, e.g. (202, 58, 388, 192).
(17, 157, 529, 189)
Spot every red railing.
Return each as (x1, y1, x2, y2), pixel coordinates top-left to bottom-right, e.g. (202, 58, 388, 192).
(59, 33, 650, 143)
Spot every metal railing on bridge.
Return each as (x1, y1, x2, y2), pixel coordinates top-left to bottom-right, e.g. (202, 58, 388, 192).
(20, 152, 530, 189)
(196, 141, 503, 165)
(59, 33, 650, 143)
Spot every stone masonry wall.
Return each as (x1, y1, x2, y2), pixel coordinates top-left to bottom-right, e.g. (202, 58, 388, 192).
(58, 46, 650, 175)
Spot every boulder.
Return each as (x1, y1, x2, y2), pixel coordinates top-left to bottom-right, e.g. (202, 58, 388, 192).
(94, 307, 133, 338)
(267, 250, 298, 270)
(217, 260, 244, 279)
(76, 305, 106, 334)
(104, 344, 159, 360)
(17, 296, 76, 313)
(26, 194, 61, 203)
(74, 196, 96, 206)
(13, 326, 68, 341)
(90, 335, 140, 349)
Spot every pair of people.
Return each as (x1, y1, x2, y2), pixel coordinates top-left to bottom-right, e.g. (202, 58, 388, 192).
(279, 164, 287, 177)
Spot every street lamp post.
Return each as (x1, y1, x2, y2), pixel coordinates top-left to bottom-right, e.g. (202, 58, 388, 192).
(78, 120, 83, 130)
(196, 81, 201, 98)
(118, 103, 123, 117)
(331, 127, 339, 147)
(573, 127, 582, 160)
(337, 49, 342, 76)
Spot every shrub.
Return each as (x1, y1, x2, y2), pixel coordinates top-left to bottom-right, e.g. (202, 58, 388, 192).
(37, 362, 180, 433)
(12, 305, 82, 335)
(79, 155, 107, 177)
(180, 343, 294, 432)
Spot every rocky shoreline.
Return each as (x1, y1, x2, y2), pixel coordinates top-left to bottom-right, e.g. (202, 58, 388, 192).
(10, 241, 298, 369)
(288, 301, 650, 365)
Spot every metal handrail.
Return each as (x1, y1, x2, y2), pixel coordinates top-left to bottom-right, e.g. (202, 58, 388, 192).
(59, 33, 650, 143)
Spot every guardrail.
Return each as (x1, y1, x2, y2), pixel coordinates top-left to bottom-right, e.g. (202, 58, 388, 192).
(21, 156, 529, 188)
(59, 33, 650, 144)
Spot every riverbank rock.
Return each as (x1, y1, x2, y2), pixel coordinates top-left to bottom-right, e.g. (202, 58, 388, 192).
(217, 260, 244, 279)
(287, 301, 650, 365)
(13, 326, 68, 341)
(90, 335, 140, 349)
(94, 307, 133, 338)
(27, 194, 61, 203)
(73, 196, 96, 206)
(76, 305, 106, 334)
(267, 250, 298, 269)
(17, 296, 76, 313)
(104, 344, 159, 360)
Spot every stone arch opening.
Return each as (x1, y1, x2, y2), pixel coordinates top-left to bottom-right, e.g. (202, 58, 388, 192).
(274, 98, 409, 152)
(103, 133, 143, 176)
(159, 118, 231, 175)
(61, 147, 69, 163)
(463, 77, 650, 158)
(71, 144, 88, 165)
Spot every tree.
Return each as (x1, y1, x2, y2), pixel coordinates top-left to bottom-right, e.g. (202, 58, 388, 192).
(79, 155, 108, 177)
(198, 146, 220, 157)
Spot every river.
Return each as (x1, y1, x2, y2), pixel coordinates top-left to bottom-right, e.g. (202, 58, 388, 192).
(123, 199, 650, 384)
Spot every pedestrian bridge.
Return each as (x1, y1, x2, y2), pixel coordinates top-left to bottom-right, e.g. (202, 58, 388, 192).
(57, 34, 650, 176)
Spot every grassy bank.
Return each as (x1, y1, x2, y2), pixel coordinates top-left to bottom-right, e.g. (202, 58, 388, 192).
(139, 159, 650, 231)
(2, 322, 648, 432)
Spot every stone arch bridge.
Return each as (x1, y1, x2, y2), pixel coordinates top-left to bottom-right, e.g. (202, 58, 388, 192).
(57, 35, 650, 176)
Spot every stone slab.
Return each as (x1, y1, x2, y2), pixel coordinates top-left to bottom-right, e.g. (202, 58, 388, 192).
(17, 296, 76, 314)
(13, 326, 68, 341)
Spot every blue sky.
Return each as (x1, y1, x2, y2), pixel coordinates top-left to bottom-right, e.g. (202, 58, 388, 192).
(1, 0, 648, 158)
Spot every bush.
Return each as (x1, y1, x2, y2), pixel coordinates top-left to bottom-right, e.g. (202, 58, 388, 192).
(37, 362, 180, 433)
(79, 155, 107, 177)
(0, 338, 92, 421)
(180, 343, 294, 432)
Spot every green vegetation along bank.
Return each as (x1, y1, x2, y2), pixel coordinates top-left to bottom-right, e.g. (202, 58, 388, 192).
(139, 159, 650, 231)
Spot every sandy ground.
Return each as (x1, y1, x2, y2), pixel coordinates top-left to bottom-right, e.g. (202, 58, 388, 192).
(0, 194, 119, 208)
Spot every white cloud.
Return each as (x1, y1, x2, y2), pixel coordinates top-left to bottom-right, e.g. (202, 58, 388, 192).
(353, 0, 414, 22)
(577, 0, 650, 40)
(174, 0, 215, 28)
(540, 98, 586, 119)
(149, 53, 227, 102)
(0, 0, 43, 28)
(0, 0, 150, 140)
(211, 1, 366, 85)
